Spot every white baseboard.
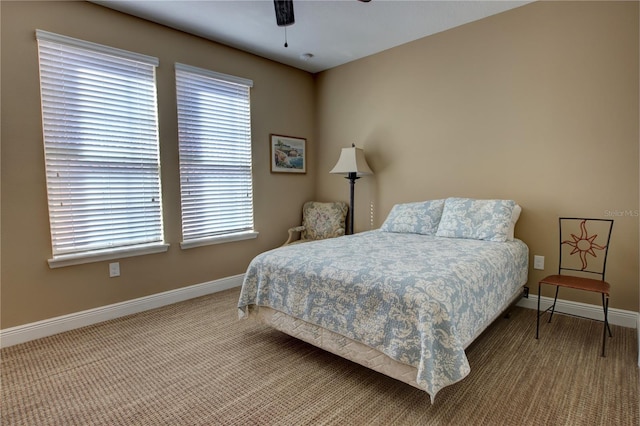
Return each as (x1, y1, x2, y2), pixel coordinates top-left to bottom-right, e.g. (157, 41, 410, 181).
(2, 278, 636, 350)
(517, 294, 638, 329)
(0, 274, 244, 349)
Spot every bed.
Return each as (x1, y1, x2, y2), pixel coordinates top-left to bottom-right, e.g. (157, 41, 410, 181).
(238, 198, 529, 402)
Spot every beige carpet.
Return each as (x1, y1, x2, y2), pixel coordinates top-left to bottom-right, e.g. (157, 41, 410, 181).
(1, 287, 638, 425)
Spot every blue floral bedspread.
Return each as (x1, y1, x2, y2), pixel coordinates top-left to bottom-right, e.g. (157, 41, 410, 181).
(238, 230, 528, 400)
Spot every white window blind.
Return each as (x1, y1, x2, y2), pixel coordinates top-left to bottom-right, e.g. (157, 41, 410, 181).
(36, 30, 165, 264)
(175, 63, 255, 246)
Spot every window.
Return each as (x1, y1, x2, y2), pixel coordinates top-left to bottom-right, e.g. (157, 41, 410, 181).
(36, 30, 167, 267)
(175, 63, 257, 248)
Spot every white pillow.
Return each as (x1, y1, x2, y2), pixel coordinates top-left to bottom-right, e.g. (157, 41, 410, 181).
(435, 197, 517, 242)
(507, 204, 522, 241)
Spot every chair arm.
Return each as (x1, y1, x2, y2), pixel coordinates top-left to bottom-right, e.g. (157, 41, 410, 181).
(283, 226, 306, 246)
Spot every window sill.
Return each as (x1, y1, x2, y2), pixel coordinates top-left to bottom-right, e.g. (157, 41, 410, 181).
(180, 231, 259, 249)
(48, 243, 170, 269)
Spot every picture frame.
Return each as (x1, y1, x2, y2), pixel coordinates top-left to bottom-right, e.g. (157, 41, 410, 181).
(270, 134, 306, 174)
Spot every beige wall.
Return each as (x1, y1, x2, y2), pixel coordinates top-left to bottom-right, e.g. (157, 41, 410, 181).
(1, 1, 638, 330)
(315, 1, 639, 311)
(1, 1, 316, 328)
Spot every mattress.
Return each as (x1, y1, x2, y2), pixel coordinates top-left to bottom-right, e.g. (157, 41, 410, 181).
(239, 230, 529, 402)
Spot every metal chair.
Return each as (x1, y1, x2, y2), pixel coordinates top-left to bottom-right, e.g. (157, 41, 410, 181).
(536, 218, 614, 356)
(283, 201, 348, 245)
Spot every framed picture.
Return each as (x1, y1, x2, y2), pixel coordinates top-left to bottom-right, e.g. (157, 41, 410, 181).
(270, 134, 306, 174)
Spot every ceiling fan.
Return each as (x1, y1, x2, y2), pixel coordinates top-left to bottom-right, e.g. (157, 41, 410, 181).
(273, 0, 295, 27)
(273, 0, 371, 47)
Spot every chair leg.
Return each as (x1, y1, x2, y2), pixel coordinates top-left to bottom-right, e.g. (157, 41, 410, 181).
(536, 283, 541, 339)
(601, 294, 610, 357)
(602, 293, 613, 338)
(548, 286, 560, 323)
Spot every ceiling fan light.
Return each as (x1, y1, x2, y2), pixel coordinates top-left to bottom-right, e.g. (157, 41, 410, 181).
(274, 0, 295, 27)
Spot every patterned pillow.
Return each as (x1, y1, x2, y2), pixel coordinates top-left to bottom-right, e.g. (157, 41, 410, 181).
(380, 199, 445, 235)
(435, 197, 516, 242)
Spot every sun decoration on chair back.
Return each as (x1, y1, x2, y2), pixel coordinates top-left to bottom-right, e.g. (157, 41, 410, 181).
(561, 219, 607, 271)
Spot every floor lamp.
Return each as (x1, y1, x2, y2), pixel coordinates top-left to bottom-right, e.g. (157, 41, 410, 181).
(329, 144, 373, 235)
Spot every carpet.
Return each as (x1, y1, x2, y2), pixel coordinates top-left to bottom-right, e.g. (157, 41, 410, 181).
(2, 287, 638, 425)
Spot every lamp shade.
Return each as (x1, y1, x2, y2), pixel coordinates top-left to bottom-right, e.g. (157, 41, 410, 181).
(329, 146, 373, 176)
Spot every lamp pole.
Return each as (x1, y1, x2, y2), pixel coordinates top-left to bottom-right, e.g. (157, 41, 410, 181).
(346, 172, 359, 235)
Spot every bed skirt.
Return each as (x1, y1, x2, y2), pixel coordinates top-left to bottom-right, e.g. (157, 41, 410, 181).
(248, 305, 423, 390)
(245, 285, 525, 402)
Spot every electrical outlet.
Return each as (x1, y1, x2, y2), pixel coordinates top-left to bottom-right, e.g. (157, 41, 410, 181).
(109, 262, 120, 277)
(533, 255, 544, 270)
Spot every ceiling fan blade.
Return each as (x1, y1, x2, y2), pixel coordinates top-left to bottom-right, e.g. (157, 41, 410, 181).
(274, 0, 295, 27)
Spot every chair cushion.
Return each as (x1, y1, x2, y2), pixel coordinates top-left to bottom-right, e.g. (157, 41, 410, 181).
(301, 201, 348, 241)
(539, 274, 610, 295)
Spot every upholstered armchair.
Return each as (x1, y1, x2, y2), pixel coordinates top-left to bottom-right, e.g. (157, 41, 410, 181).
(283, 201, 349, 245)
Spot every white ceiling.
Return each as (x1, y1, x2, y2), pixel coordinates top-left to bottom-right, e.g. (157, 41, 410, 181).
(92, 0, 532, 74)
